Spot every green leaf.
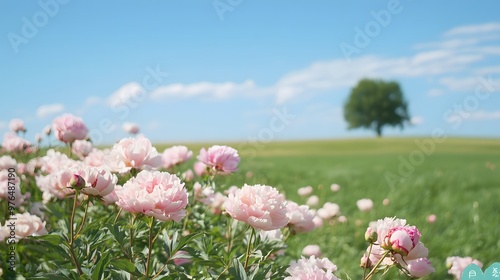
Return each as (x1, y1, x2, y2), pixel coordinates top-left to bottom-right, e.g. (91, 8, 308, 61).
(110, 259, 136, 273)
(91, 251, 110, 280)
(228, 258, 248, 280)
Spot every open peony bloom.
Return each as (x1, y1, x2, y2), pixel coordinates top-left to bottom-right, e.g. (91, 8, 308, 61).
(72, 139, 93, 159)
(382, 225, 421, 256)
(162, 145, 193, 169)
(286, 201, 316, 233)
(302, 244, 322, 257)
(9, 118, 26, 133)
(224, 184, 289, 231)
(108, 136, 162, 174)
(2, 133, 32, 153)
(52, 114, 88, 143)
(122, 122, 140, 135)
(356, 198, 374, 212)
(75, 166, 117, 197)
(446, 256, 483, 280)
(5, 213, 47, 241)
(285, 256, 339, 280)
(115, 170, 188, 222)
(197, 145, 240, 174)
(407, 258, 435, 278)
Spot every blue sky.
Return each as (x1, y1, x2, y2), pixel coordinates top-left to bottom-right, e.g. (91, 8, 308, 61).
(1, 0, 500, 145)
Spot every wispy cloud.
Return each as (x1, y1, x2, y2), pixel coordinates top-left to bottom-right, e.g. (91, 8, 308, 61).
(108, 82, 145, 107)
(36, 104, 65, 118)
(444, 22, 500, 37)
(150, 80, 257, 100)
(469, 110, 500, 120)
(410, 116, 424, 125)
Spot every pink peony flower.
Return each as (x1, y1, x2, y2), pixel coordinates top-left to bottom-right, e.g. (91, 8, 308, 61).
(0, 170, 26, 207)
(317, 202, 340, 220)
(197, 145, 240, 174)
(115, 170, 188, 222)
(337, 215, 348, 223)
(101, 187, 119, 205)
(84, 148, 108, 167)
(162, 145, 193, 169)
(306, 195, 319, 207)
(193, 182, 215, 206)
(72, 139, 93, 159)
(2, 133, 31, 152)
(52, 114, 88, 143)
(181, 169, 194, 182)
(285, 256, 339, 280)
(330, 183, 341, 192)
(302, 244, 322, 257)
(286, 201, 316, 233)
(382, 225, 421, 256)
(172, 250, 192, 266)
(406, 258, 435, 278)
(122, 122, 140, 135)
(0, 155, 17, 169)
(193, 161, 208, 176)
(75, 166, 117, 197)
(383, 198, 390, 206)
(297, 186, 313, 197)
(224, 184, 289, 231)
(427, 214, 437, 223)
(4, 213, 47, 241)
(9, 118, 26, 133)
(446, 256, 483, 280)
(108, 137, 162, 174)
(357, 198, 374, 212)
(209, 192, 227, 214)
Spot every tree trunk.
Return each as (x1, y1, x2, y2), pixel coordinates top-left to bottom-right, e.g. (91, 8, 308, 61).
(375, 125, 382, 137)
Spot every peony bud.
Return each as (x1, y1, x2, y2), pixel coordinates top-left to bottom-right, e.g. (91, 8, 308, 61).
(382, 226, 420, 256)
(365, 227, 378, 243)
(70, 174, 85, 190)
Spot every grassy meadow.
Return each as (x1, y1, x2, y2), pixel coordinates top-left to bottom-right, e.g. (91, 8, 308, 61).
(158, 137, 500, 279)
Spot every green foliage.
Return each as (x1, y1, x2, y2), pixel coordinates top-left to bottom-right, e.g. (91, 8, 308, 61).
(344, 78, 410, 136)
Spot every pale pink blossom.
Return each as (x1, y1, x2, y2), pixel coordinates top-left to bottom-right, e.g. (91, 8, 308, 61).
(39, 149, 78, 174)
(224, 184, 289, 231)
(2, 133, 31, 153)
(317, 202, 340, 220)
(84, 148, 109, 168)
(285, 256, 339, 280)
(357, 198, 374, 212)
(72, 139, 93, 159)
(172, 250, 191, 266)
(9, 118, 26, 133)
(286, 201, 316, 233)
(302, 244, 322, 257)
(122, 122, 140, 135)
(306, 195, 319, 206)
(75, 166, 117, 197)
(35, 162, 83, 199)
(52, 114, 88, 143)
(101, 187, 119, 205)
(181, 169, 194, 182)
(382, 225, 421, 256)
(108, 137, 162, 174)
(0, 170, 26, 207)
(337, 215, 348, 223)
(197, 145, 240, 174)
(43, 125, 52, 136)
(162, 145, 193, 169)
(259, 229, 283, 241)
(0, 156, 17, 169)
(115, 170, 188, 222)
(312, 215, 324, 228)
(297, 186, 313, 197)
(446, 256, 483, 280)
(193, 161, 208, 176)
(5, 213, 47, 241)
(427, 214, 437, 223)
(406, 258, 435, 278)
(193, 182, 215, 206)
(330, 184, 341, 192)
(209, 192, 227, 214)
(383, 198, 390, 206)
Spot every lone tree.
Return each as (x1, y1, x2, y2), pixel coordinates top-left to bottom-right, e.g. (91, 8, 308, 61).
(344, 78, 410, 137)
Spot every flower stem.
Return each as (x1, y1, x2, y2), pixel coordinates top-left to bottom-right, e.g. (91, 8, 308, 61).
(69, 193, 83, 275)
(244, 227, 255, 269)
(145, 217, 155, 277)
(75, 198, 90, 237)
(362, 243, 374, 279)
(364, 250, 390, 280)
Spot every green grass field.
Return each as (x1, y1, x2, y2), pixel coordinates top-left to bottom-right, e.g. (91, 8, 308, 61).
(158, 137, 500, 279)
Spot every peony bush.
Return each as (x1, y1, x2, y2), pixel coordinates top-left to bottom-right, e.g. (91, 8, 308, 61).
(0, 115, 443, 279)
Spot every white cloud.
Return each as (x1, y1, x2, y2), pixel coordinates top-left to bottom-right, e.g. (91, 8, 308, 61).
(439, 76, 481, 91)
(468, 110, 500, 120)
(410, 116, 424, 125)
(427, 88, 444, 96)
(445, 22, 500, 37)
(36, 104, 65, 118)
(150, 80, 257, 100)
(108, 82, 146, 108)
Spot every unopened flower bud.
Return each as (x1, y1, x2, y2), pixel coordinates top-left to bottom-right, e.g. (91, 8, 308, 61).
(365, 227, 378, 243)
(70, 174, 85, 190)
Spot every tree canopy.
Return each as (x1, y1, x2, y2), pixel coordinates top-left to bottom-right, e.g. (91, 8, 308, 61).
(344, 78, 410, 137)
